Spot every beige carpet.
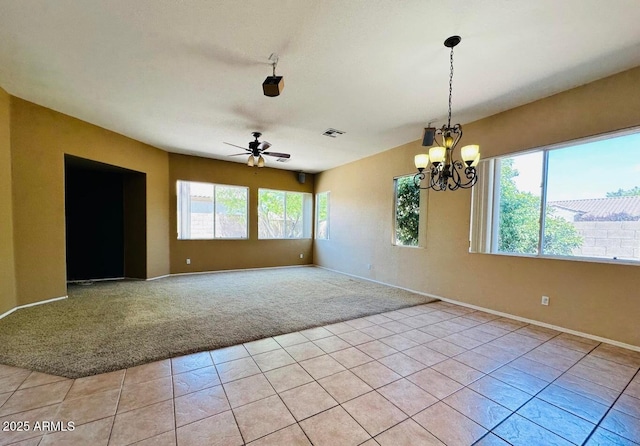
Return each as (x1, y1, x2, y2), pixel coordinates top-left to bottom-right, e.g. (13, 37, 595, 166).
(0, 267, 435, 378)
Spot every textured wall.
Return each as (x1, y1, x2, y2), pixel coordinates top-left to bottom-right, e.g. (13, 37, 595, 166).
(10, 98, 170, 305)
(315, 67, 640, 347)
(0, 88, 16, 315)
(169, 153, 315, 273)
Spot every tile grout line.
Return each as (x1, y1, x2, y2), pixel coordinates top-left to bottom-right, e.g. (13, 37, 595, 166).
(171, 358, 178, 446)
(583, 367, 640, 445)
(212, 357, 247, 445)
(233, 306, 436, 443)
(105, 369, 125, 446)
(0, 304, 532, 444)
(3, 302, 638, 445)
(229, 306, 501, 444)
(118, 318, 629, 444)
(303, 306, 485, 443)
(404, 314, 586, 444)
(487, 339, 606, 445)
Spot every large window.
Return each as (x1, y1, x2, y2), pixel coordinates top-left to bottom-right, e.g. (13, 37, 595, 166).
(177, 181, 248, 239)
(394, 175, 421, 247)
(316, 192, 330, 239)
(258, 189, 312, 239)
(471, 129, 640, 262)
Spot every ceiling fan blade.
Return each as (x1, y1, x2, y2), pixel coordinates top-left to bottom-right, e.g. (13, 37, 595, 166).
(262, 152, 290, 159)
(229, 153, 250, 156)
(223, 142, 249, 151)
(258, 141, 272, 150)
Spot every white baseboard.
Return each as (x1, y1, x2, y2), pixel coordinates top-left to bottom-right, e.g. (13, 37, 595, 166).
(317, 265, 437, 299)
(0, 295, 68, 320)
(67, 277, 124, 284)
(146, 274, 170, 281)
(170, 264, 312, 277)
(316, 265, 640, 352)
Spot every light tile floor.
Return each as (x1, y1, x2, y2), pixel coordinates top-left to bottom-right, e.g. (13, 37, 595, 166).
(1, 301, 639, 445)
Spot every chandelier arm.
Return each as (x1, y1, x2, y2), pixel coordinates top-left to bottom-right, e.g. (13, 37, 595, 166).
(431, 168, 442, 191)
(413, 172, 423, 188)
(448, 161, 461, 191)
(463, 166, 479, 189)
(432, 130, 443, 148)
(413, 171, 428, 190)
(433, 167, 449, 191)
(450, 161, 478, 189)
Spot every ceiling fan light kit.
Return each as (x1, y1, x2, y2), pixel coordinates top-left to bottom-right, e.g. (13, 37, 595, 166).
(414, 35, 480, 191)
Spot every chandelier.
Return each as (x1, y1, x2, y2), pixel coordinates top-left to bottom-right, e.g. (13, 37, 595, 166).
(414, 36, 480, 191)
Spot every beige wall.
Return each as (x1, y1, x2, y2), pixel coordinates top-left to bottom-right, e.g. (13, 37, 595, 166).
(169, 153, 314, 273)
(10, 98, 170, 305)
(315, 66, 640, 347)
(0, 88, 16, 315)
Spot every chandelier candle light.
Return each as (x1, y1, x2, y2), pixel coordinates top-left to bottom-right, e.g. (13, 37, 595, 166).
(414, 35, 480, 191)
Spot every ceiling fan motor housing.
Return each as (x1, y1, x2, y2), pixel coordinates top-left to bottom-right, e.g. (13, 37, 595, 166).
(263, 76, 284, 97)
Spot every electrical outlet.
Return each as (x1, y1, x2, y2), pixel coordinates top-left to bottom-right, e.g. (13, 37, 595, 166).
(299, 253, 304, 259)
(541, 295, 549, 306)
(186, 258, 191, 265)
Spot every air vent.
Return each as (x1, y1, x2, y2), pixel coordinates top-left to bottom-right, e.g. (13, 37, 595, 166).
(322, 128, 345, 138)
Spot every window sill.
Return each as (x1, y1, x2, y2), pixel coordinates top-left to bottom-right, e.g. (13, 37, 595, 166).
(470, 250, 640, 267)
(177, 238, 249, 241)
(258, 238, 312, 241)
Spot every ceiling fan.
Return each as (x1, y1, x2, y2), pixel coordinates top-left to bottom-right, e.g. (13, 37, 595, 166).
(224, 132, 291, 167)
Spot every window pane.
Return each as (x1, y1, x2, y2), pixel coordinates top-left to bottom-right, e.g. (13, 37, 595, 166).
(496, 152, 543, 255)
(394, 175, 420, 246)
(258, 189, 312, 239)
(301, 193, 313, 238)
(258, 189, 285, 238)
(285, 192, 303, 238)
(316, 192, 329, 239)
(177, 181, 214, 239)
(545, 133, 640, 260)
(215, 185, 248, 238)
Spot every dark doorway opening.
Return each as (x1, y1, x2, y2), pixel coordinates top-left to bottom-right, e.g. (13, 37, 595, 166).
(64, 155, 146, 281)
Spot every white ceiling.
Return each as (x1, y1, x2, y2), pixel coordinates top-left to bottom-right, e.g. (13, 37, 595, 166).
(1, 0, 640, 173)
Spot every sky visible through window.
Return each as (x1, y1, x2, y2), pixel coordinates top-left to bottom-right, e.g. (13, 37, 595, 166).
(510, 132, 640, 201)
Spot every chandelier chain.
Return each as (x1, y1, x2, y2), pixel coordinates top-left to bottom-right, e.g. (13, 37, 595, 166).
(448, 46, 454, 128)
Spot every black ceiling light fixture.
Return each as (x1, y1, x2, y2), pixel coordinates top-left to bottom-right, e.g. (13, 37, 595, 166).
(414, 36, 480, 191)
(224, 132, 291, 168)
(263, 53, 284, 97)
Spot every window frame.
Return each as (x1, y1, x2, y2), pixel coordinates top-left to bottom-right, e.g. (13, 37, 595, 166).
(392, 174, 427, 248)
(470, 127, 640, 266)
(315, 191, 330, 240)
(258, 188, 313, 240)
(176, 180, 249, 240)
